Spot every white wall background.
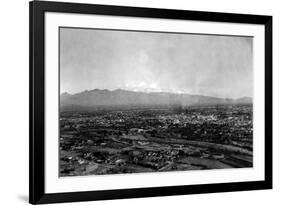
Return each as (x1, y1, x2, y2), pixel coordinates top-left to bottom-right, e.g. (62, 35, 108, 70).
(0, 0, 279, 204)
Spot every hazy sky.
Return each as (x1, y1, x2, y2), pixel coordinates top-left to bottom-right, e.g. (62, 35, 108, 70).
(60, 27, 253, 98)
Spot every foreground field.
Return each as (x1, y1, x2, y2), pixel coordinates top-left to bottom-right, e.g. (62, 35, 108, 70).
(59, 104, 253, 176)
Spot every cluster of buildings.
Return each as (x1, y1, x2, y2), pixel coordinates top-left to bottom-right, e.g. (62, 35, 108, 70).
(59, 104, 253, 176)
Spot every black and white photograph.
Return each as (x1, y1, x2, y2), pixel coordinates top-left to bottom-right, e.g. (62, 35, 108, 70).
(59, 27, 253, 177)
(27, 1, 273, 204)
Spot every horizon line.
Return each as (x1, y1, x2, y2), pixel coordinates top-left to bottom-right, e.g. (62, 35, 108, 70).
(60, 88, 253, 100)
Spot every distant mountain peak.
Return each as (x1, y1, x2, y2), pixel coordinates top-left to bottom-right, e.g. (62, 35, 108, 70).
(60, 88, 252, 111)
(234, 96, 252, 103)
(61, 92, 70, 96)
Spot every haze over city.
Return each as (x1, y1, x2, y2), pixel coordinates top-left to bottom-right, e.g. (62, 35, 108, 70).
(60, 27, 253, 99)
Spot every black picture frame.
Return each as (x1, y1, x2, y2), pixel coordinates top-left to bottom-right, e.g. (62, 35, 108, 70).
(29, 0, 272, 204)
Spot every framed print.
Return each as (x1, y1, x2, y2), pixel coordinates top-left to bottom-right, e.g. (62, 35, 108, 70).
(29, 0, 272, 204)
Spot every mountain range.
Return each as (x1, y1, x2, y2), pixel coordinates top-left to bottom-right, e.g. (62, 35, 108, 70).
(60, 89, 252, 110)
